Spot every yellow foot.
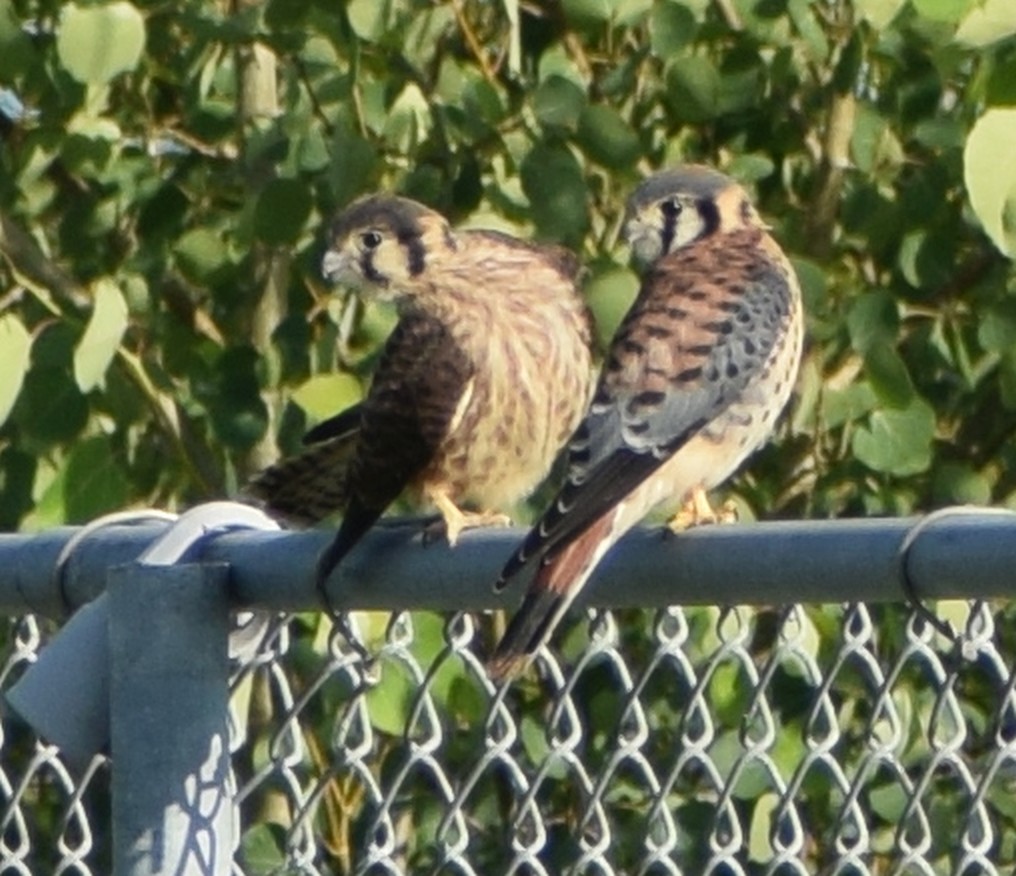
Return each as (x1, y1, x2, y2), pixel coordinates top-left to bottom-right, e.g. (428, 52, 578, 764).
(666, 488, 738, 534)
(425, 489, 512, 546)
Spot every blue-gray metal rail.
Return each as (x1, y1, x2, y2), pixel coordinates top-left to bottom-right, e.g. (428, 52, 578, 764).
(2, 509, 1015, 618)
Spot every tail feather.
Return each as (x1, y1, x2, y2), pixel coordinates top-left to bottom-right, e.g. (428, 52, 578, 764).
(487, 584, 567, 680)
(488, 515, 612, 680)
(243, 437, 357, 526)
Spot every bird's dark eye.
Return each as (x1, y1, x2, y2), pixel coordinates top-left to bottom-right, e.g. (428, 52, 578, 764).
(660, 198, 683, 219)
(361, 230, 383, 249)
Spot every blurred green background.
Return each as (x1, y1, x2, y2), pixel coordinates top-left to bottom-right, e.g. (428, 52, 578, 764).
(1, 0, 1014, 529)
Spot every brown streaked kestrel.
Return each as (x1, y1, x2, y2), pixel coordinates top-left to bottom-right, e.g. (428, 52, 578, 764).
(246, 194, 595, 591)
(489, 165, 804, 679)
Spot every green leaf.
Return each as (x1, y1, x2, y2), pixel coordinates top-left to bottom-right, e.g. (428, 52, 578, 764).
(847, 291, 899, 355)
(0, 0, 32, 80)
(665, 56, 721, 122)
(291, 373, 363, 422)
(790, 258, 827, 317)
(15, 368, 89, 445)
(787, 0, 829, 60)
(932, 462, 991, 505)
(912, 116, 965, 151)
(532, 75, 586, 133)
(997, 351, 1016, 410)
(748, 792, 779, 863)
(0, 448, 36, 530)
(727, 154, 775, 184)
(365, 658, 415, 735)
(584, 264, 639, 348)
(576, 105, 641, 169)
(869, 782, 908, 822)
(977, 301, 1016, 353)
(821, 382, 878, 430)
(562, 0, 619, 26)
(463, 77, 505, 127)
(863, 344, 915, 409)
(987, 53, 1016, 106)
(206, 347, 269, 450)
(851, 105, 904, 176)
(912, 0, 972, 23)
(74, 279, 128, 393)
(346, 0, 404, 41)
(62, 435, 130, 522)
(174, 228, 230, 284)
(238, 824, 286, 874)
(964, 108, 1016, 258)
(854, 0, 907, 28)
(955, 0, 1016, 47)
(0, 315, 32, 428)
(57, 2, 145, 85)
(253, 179, 313, 246)
(382, 83, 432, 153)
(649, 1, 697, 57)
(520, 142, 589, 246)
(852, 400, 936, 477)
(330, 118, 378, 206)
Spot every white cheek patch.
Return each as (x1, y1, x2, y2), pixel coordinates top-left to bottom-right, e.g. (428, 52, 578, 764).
(363, 241, 410, 287)
(672, 212, 706, 250)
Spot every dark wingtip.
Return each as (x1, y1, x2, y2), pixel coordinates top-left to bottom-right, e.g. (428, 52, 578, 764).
(488, 585, 563, 681)
(486, 651, 532, 683)
(315, 537, 347, 612)
(493, 537, 538, 594)
(314, 501, 382, 610)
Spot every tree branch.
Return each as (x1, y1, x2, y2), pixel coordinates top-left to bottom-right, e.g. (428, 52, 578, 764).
(0, 210, 89, 311)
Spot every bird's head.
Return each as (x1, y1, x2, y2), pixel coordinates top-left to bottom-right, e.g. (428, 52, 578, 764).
(321, 195, 455, 301)
(622, 165, 759, 265)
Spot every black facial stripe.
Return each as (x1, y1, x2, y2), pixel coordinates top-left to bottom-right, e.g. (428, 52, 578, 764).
(360, 250, 386, 285)
(660, 205, 677, 254)
(399, 229, 426, 276)
(696, 197, 720, 239)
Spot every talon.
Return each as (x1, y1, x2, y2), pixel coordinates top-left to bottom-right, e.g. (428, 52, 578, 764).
(426, 487, 511, 546)
(717, 498, 739, 525)
(666, 488, 738, 533)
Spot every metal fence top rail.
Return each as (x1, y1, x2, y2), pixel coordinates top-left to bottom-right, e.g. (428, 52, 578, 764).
(1, 506, 1014, 617)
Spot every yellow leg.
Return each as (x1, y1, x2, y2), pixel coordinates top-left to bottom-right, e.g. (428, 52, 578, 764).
(666, 487, 739, 533)
(427, 488, 511, 546)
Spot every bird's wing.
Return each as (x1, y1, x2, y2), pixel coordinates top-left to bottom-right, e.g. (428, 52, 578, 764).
(302, 404, 363, 445)
(243, 434, 360, 526)
(318, 310, 475, 578)
(496, 246, 793, 590)
(244, 404, 365, 525)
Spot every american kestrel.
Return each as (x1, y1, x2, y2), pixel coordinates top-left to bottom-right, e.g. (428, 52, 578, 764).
(489, 165, 804, 679)
(247, 194, 595, 590)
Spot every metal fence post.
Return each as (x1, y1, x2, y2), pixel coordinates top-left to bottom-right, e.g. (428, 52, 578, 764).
(107, 561, 232, 876)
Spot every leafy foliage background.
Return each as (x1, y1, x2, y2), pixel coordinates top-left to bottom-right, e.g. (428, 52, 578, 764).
(2, 0, 1016, 526)
(1, 0, 1016, 871)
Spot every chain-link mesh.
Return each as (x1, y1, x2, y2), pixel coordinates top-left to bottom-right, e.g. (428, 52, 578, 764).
(2, 602, 1015, 874)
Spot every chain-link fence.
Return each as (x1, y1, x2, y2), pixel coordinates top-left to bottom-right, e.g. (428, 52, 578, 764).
(1, 513, 1015, 874)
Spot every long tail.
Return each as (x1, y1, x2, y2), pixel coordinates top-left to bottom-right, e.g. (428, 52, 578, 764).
(488, 514, 613, 680)
(242, 437, 357, 526)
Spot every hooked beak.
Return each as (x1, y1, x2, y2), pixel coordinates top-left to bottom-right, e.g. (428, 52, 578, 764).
(321, 248, 353, 285)
(623, 217, 662, 266)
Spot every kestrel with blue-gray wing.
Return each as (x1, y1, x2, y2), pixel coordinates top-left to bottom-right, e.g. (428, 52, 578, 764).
(246, 194, 595, 592)
(489, 165, 804, 679)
